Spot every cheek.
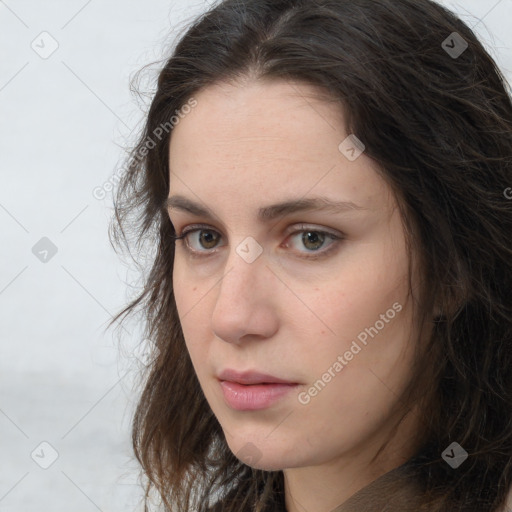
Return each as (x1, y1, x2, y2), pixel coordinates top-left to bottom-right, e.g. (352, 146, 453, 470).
(305, 269, 408, 354)
(172, 266, 208, 363)
(296, 253, 413, 405)
(328, 247, 408, 339)
(295, 310, 416, 450)
(172, 258, 203, 323)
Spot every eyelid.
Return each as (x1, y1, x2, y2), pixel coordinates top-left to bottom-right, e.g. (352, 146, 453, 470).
(176, 223, 343, 239)
(284, 224, 343, 260)
(284, 223, 343, 239)
(173, 223, 344, 259)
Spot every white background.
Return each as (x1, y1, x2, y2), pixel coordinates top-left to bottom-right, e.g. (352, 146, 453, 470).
(1, 1, 511, 510)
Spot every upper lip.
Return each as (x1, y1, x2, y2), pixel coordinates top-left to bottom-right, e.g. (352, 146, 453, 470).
(218, 368, 297, 385)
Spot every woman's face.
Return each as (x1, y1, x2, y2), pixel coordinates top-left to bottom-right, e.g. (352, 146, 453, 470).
(167, 78, 423, 472)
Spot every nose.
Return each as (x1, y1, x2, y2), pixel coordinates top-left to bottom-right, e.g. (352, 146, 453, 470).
(211, 246, 279, 345)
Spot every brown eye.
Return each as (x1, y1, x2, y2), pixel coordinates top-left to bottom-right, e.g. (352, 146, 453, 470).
(175, 224, 342, 261)
(178, 228, 224, 252)
(196, 229, 220, 249)
(284, 226, 343, 260)
(302, 231, 326, 251)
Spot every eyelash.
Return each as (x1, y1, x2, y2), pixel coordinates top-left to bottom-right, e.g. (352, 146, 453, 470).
(170, 223, 344, 261)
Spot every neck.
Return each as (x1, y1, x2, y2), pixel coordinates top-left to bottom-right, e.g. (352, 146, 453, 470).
(283, 407, 424, 512)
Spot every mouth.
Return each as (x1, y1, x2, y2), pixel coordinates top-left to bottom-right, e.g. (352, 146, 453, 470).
(217, 369, 299, 411)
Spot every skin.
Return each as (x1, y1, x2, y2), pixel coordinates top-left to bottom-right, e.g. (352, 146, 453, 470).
(167, 78, 427, 512)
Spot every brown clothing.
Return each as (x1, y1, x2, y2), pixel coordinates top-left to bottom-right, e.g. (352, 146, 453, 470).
(327, 461, 424, 512)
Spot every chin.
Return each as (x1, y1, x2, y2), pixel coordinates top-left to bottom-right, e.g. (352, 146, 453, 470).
(236, 453, 288, 471)
(225, 437, 305, 471)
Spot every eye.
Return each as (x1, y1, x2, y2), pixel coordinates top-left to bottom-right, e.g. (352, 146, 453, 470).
(172, 223, 343, 260)
(173, 226, 224, 254)
(290, 229, 339, 253)
(283, 225, 341, 259)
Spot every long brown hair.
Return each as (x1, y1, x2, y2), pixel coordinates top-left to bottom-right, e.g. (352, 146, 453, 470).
(108, 0, 512, 510)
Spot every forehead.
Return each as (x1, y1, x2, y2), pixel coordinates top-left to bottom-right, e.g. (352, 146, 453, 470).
(168, 78, 391, 214)
(172, 80, 343, 137)
(170, 78, 342, 156)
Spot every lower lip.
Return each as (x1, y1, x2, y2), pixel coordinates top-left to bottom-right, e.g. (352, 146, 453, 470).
(219, 381, 298, 411)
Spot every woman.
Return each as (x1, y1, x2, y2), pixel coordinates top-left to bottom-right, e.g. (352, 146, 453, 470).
(109, 0, 512, 510)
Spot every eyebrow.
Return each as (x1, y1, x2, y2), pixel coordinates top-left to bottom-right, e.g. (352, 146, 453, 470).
(165, 194, 367, 222)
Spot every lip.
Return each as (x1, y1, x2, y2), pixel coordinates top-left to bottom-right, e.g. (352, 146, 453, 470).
(217, 369, 299, 411)
(218, 368, 296, 385)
